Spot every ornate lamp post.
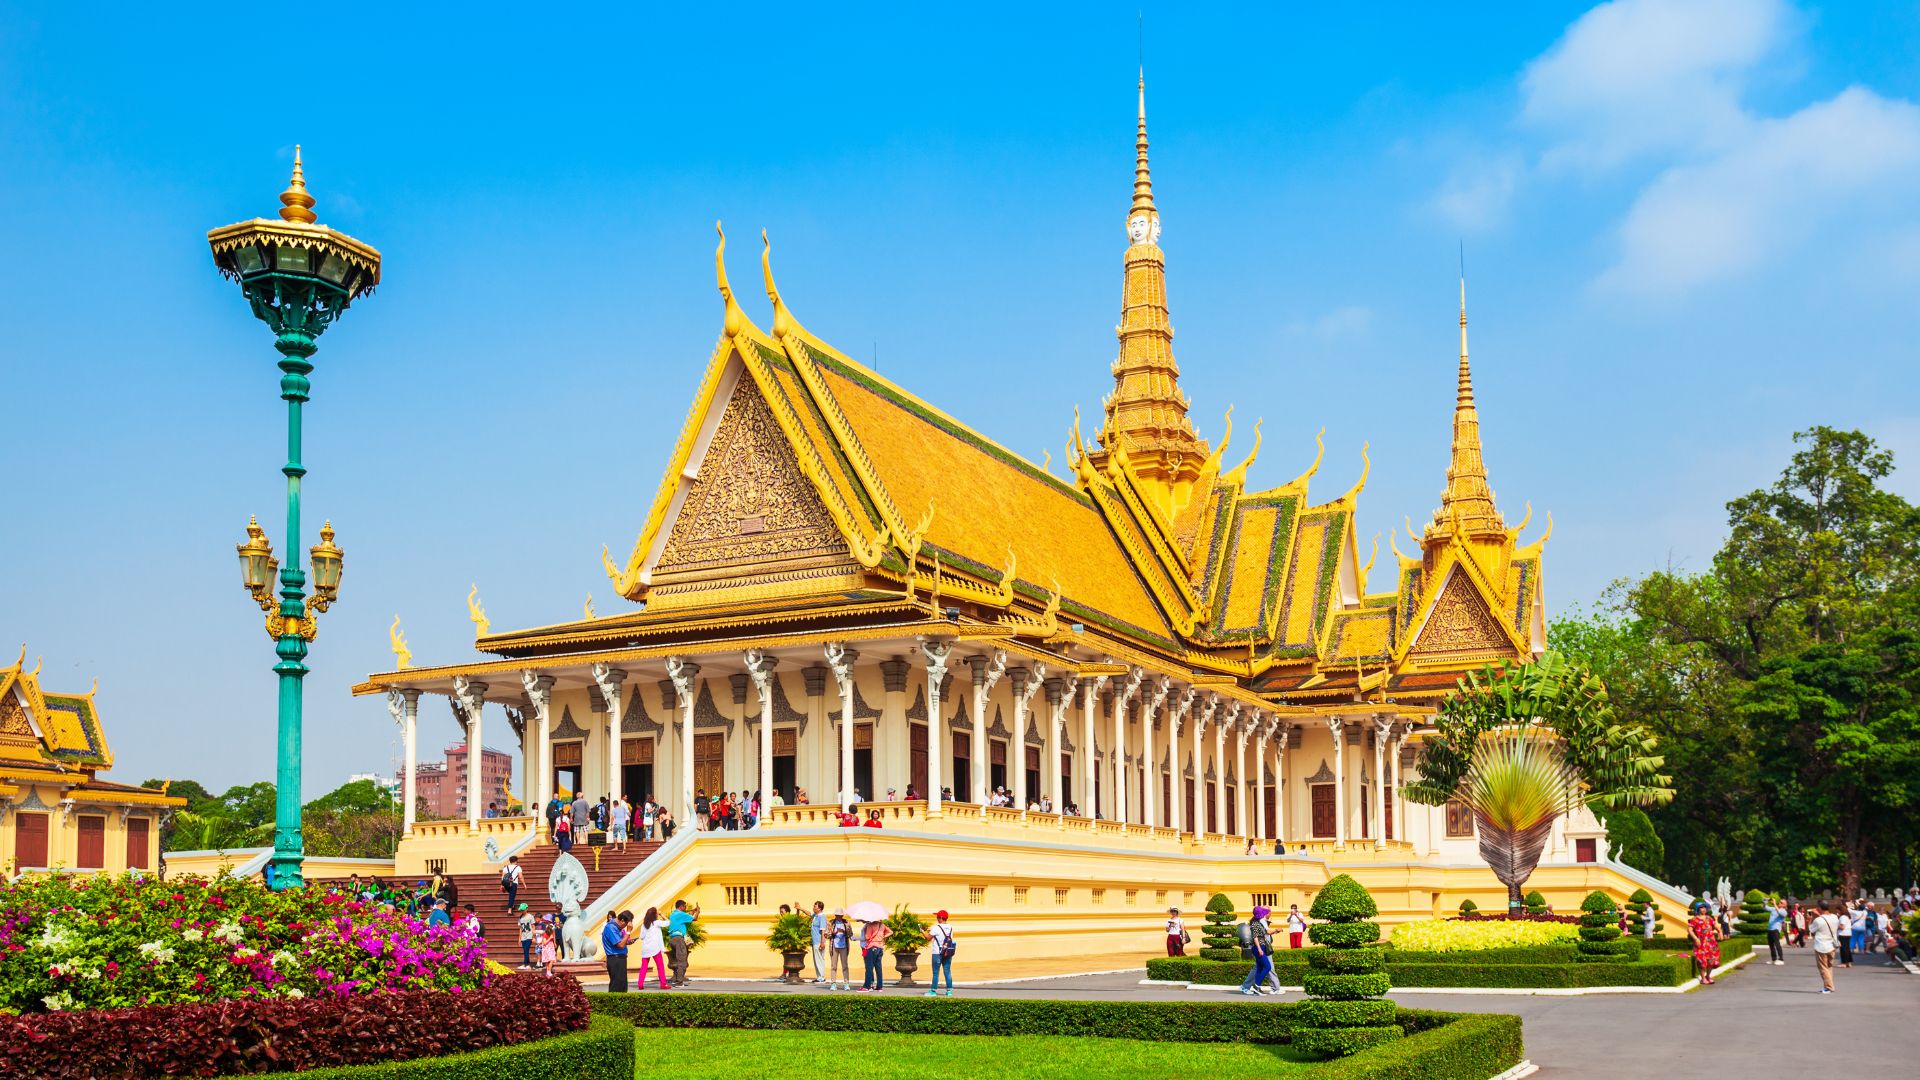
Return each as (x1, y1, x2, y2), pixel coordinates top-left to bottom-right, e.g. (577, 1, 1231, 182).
(209, 148, 380, 889)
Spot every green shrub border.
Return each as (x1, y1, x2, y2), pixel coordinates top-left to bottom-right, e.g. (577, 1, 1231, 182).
(295, 1014, 633, 1079)
(1151, 954, 1695, 989)
(591, 994, 1520, 1080)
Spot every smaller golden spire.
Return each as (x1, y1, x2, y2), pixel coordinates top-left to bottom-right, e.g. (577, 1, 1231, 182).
(278, 145, 317, 224)
(1132, 69, 1156, 219)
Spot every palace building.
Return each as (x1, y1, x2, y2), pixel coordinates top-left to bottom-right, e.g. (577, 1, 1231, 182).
(352, 78, 1667, 963)
(2, 650, 184, 875)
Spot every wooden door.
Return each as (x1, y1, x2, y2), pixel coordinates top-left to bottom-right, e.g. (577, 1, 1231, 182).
(694, 732, 726, 797)
(952, 731, 971, 800)
(1310, 784, 1335, 838)
(1206, 782, 1217, 833)
(1359, 786, 1369, 840)
(1024, 745, 1041, 802)
(1384, 786, 1394, 841)
(989, 739, 1007, 793)
(1060, 753, 1073, 810)
(1264, 786, 1277, 839)
(15, 812, 48, 868)
(1184, 780, 1195, 832)
(76, 815, 105, 869)
(910, 724, 928, 797)
(125, 816, 151, 870)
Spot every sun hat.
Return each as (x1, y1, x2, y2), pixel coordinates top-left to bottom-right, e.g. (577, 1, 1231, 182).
(517, 902, 528, 911)
(1252, 905, 1271, 920)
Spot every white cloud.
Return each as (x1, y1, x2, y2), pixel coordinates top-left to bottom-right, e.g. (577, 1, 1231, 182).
(1288, 305, 1374, 340)
(1598, 87, 1920, 294)
(1522, 0, 1786, 169)
(1441, 0, 1920, 294)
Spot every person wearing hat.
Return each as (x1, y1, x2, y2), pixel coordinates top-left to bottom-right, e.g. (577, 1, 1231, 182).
(926, 910, 957, 997)
(828, 908, 853, 990)
(1237, 906, 1275, 995)
(517, 903, 536, 969)
(427, 898, 451, 930)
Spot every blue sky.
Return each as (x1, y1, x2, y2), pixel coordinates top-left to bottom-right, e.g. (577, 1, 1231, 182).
(4, 1, 1917, 796)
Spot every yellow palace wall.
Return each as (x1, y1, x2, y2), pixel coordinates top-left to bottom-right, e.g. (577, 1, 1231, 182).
(3, 782, 165, 877)
(162, 849, 401, 883)
(590, 820, 1684, 969)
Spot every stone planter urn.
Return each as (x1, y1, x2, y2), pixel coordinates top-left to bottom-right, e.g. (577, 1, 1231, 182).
(780, 950, 807, 984)
(892, 949, 921, 986)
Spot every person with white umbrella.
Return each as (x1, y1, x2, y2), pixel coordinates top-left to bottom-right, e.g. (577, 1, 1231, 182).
(847, 900, 892, 992)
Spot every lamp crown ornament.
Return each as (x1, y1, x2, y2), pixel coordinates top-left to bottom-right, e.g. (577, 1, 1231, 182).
(279, 145, 317, 223)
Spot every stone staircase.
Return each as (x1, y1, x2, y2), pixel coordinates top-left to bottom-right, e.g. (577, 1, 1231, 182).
(450, 840, 663, 963)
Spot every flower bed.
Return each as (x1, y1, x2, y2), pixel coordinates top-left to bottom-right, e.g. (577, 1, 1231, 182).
(0, 873, 485, 1012)
(0, 972, 589, 1078)
(1150, 952, 1684, 989)
(1451, 910, 1581, 924)
(1390, 917, 1578, 952)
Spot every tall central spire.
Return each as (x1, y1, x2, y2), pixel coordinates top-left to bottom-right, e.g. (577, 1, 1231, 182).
(1426, 278, 1503, 540)
(1091, 70, 1209, 495)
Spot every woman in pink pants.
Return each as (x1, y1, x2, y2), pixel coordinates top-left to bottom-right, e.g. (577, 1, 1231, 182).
(637, 907, 671, 989)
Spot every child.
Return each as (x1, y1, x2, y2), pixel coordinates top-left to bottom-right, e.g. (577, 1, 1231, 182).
(539, 918, 558, 976)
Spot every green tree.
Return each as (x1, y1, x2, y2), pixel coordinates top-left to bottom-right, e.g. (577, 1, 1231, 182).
(1294, 875, 1399, 1057)
(1405, 651, 1672, 910)
(1199, 893, 1239, 961)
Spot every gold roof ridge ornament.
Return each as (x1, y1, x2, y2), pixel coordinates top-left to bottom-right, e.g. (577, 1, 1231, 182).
(279, 145, 317, 223)
(584, 594, 597, 620)
(467, 585, 490, 638)
(389, 615, 412, 670)
(1222, 418, 1262, 486)
(716, 222, 745, 338)
(762, 229, 803, 340)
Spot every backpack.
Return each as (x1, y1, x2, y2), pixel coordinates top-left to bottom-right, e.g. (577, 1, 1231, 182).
(1237, 920, 1254, 956)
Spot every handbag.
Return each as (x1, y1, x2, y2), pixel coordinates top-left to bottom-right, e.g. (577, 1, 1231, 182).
(1179, 928, 1191, 945)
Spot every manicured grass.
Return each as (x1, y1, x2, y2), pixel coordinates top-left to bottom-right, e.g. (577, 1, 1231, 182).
(633, 1027, 1322, 1078)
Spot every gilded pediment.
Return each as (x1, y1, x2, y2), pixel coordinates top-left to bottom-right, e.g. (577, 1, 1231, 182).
(1408, 567, 1513, 660)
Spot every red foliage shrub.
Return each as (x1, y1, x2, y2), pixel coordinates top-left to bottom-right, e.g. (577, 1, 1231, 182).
(0, 972, 587, 1078)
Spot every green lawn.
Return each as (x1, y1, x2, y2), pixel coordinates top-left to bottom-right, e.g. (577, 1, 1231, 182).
(634, 1027, 1322, 1078)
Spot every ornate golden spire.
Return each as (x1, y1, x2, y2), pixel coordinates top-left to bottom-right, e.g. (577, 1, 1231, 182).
(278, 145, 317, 224)
(1089, 70, 1209, 497)
(1426, 278, 1503, 541)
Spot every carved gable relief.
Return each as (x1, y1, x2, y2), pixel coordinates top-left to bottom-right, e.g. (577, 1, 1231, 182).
(0, 690, 34, 738)
(655, 378, 845, 578)
(1409, 567, 1512, 659)
(1305, 759, 1335, 784)
(621, 686, 665, 736)
(551, 706, 590, 741)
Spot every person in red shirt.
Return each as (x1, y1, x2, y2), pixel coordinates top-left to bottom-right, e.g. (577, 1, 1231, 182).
(839, 807, 860, 827)
(863, 809, 884, 828)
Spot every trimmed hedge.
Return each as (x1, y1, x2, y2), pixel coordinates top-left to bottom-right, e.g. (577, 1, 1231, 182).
(1296, 874, 1400, 1058)
(1201, 893, 1240, 961)
(297, 1014, 633, 1079)
(1318, 1012, 1524, 1080)
(0, 973, 588, 1079)
(1575, 891, 1624, 963)
(1625, 888, 1659, 936)
(1310, 922, 1383, 947)
(1735, 890, 1771, 937)
(1150, 954, 1691, 989)
(1642, 935, 1756, 965)
(1523, 891, 1549, 915)
(594, 993, 1522, 1080)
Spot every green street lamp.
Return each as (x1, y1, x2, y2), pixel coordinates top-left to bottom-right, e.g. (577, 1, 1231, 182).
(209, 147, 380, 890)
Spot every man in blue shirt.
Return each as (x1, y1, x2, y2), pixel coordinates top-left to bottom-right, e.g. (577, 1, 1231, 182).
(1766, 899, 1787, 965)
(810, 900, 828, 984)
(667, 899, 700, 986)
(426, 899, 451, 929)
(602, 910, 632, 992)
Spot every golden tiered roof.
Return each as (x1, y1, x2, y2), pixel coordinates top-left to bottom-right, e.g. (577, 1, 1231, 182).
(376, 78, 1551, 711)
(0, 649, 184, 806)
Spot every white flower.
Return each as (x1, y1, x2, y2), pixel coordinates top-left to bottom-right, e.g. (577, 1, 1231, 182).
(80, 966, 101, 981)
(213, 922, 245, 944)
(137, 941, 177, 964)
(35, 923, 75, 951)
(41, 992, 73, 1011)
(46, 963, 65, 977)
(284, 988, 305, 1000)
(272, 950, 294, 968)
(181, 929, 204, 942)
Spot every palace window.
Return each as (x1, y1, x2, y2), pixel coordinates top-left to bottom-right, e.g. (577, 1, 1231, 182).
(1156, 890, 1167, 906)
(1445, 799, 1475, 838)
(76, 816, 105, 869)
(1092, 888, 1105, 905)
(724, 885, 759, 907)
(1126, 889, 1138, 905)
(969, 886, 986, 905)
(1014, 886, 1028, 904)
(1055, 887, 1069, 905)
(1251, 892, 1278, 910)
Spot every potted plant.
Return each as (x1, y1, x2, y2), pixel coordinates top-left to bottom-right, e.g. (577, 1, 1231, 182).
(766, 911, 812, 983)
(886, 905, 931, 985)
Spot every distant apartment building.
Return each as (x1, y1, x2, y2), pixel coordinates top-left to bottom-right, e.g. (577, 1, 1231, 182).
(413, 743, 513, 820)
(346, 772, 399, 797)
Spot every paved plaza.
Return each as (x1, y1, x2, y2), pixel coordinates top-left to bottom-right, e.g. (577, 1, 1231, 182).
(591, 947, 1918, 1078)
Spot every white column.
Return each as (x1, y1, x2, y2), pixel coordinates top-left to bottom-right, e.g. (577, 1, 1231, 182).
(1213, 705, 1234, 834)
(1252, 718, 1269, 841)
(1274, 726, 1289, 843)
(454, 677, 488, 833)
(923, 640, 952, 816)
(666, 658, 700, 825)
(1190, 696, 1212, 833)
(1234, 720, 1250, 837)
(1010, 664, 1042, 812)
(1371, 716, 1391, 848)
(1081, 675, 1104, 816)
(1328, 717, 1347, 849)
(1389, 726, 1407, 843)
(592, 664, 627, 807)
(964, 651, 1006, 803)
(745, 651, 778, 827)
(521, 672, 553, 832)
(1141, 678, 1169, 827)
(825, 644, 858, 809)
(1045, 675, 1072, 816)
(387, 690, 421, 835)
(1167, 687, 1192, 833)
(1111, 670, 1140, 823)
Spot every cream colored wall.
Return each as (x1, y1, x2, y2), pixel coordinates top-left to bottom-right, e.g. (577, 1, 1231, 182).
(604, 824, 1685, 969)
(4, 783, 163, 876)
(163, 849, 400, 882)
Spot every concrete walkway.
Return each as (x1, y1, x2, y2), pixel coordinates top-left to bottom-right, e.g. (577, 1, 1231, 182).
(592, 947, 1919, 1077)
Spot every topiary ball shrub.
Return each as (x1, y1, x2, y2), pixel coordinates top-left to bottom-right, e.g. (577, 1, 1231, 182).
(1524, 890, 1549, 915)
(1574, 891, 1625, 963)
(1200, 893, 1240, 962)
(1735, 890, 1770, 937)
(1625, 888, 1657, 936)
(1294, 874, 1401, 1058)
(1458, 898, 1478, 915)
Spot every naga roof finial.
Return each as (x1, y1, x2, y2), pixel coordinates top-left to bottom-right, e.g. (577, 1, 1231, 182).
(762, 228, 801, 339)
(715, 222, 745, 336)
(278, 145, 317, 224)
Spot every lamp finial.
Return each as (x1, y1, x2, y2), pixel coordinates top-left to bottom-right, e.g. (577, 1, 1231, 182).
(279, 145, 317, 224)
